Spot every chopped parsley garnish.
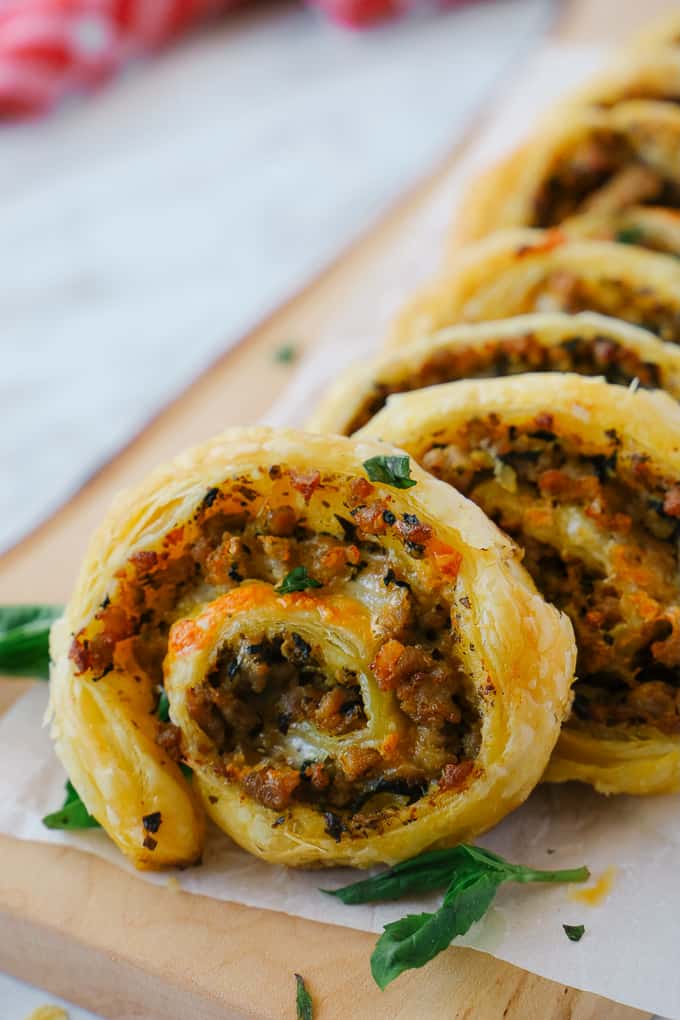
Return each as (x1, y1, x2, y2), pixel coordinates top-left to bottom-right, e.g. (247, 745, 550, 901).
(274, 343, 297, 364)
(563, 923, 585, 942)
(295, 973, 314, 1020)
(363, 455, 416, 490)
(276, 567, 322, 595)
(615, 226, 645, 246)
(42, 780, 101, 831)
(323, 844, 589, 988)
(0, 604, 62, 679)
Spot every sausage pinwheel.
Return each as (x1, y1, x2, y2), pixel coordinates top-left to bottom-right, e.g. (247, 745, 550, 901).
(392, 230, 680, 348)
(49, 427, 575, 869)
(360, 375, 680, 795)
(310, 311, 680, 437)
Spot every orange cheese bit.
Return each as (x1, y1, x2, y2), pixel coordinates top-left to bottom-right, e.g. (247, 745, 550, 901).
(570, 866, 616, 906)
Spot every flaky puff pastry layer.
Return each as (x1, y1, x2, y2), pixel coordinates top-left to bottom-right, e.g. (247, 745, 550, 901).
(309, 311, 680, 437)
(454, 100, 680, 247)
(360, 374, 680, 795)
(49, 427, 575, 869)
(630, 11, 680, 53)
(391, 229, 680, 348)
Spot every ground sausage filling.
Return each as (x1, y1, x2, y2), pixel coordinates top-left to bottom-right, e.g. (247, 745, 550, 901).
(531, 132, 680, 228)
(68, 466, 481, 837)
(422, 416, 680, 735)
(527, 267, 680, 343)
(345, 332, 661, 435)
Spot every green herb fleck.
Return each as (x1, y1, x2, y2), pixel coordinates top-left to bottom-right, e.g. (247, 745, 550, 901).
(274, 343, 297, 364)
(157, 688, 170, 722)
(324, 844, 589, 988)
(42, 780, 101, 831)
(363, 455, 416, 490)
(563, 923, 585, 942)
(0, 605, 62, 679)
(615, 226, 645, 246)
(276, 567, 322, 595)
(295, 973, 314, 1020)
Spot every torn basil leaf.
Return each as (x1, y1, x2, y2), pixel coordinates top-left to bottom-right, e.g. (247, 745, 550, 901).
(276, 566, 322, 595)
(563, 923, 586, 942)
(42, 780, 101, 830)
(0, 605, 61, 678)
(363, 455, 416, 490)
(295, 973, 313, 1020)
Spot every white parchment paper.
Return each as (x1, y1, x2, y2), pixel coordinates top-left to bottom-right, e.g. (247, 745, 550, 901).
(1, 43, 677, 1020)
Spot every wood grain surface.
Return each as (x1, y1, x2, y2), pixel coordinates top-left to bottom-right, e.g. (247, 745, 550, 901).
(0, 1, 672, 1016)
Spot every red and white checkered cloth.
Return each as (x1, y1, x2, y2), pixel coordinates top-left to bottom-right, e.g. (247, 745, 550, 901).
(0, 0, 385, 118)
(0, 0, 472, 118)
(0, 0, 233, 117)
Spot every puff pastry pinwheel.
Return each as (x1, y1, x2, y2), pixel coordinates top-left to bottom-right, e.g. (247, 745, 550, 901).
(310, 311, 680, 437)
(455, 101, 680, 250)
(360, 374, 680, 795)
(392, 230, 680, 348)
(49, 426, 575, 869)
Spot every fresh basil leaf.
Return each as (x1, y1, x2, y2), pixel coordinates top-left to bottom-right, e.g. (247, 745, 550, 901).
(327, 843, 590, 988)
(42, 780, 101, 830)
(295, 973, 313, 1020)
(0, 605, 61, 678)
(276, 566, 322, 595)
(323, 847, 471, 904)
(363, 455, 416, 489)
(371, 869, 502, 989)
(563, 923, 585, 942)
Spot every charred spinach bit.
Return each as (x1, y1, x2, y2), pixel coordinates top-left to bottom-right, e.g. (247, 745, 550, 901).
(295, 973, 314, 1019)
(363, 455, 417, 490)
(323, 845, 589, 989)
(563, 923, 585, 942)
(142, 811, 162, 833)
(276, 566, 322, 595)
(0, 605, 62, 679)
(42, 780, 101, 831)
(274, 343, 297, 364)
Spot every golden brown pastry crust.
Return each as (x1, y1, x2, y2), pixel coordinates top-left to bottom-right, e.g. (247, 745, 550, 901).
(309, 311, 680, 437)
(49, 426, 575, 869)
(564, 205, 680, 257)
(359, 374, 680, 795)
(630, 11, 680, 52)
(391, 229, 680, 348)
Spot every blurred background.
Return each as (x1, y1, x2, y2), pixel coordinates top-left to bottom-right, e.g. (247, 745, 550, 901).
(1, 0, 557, 556)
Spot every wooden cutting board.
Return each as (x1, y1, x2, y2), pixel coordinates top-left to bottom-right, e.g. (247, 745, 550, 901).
(0, 1, 673, 1016)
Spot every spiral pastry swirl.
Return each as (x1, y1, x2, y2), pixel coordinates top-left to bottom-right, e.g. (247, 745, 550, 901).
(310, 311, 680, 438)
(392, 230, 680, 349)
(49, 427, 575, 869)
